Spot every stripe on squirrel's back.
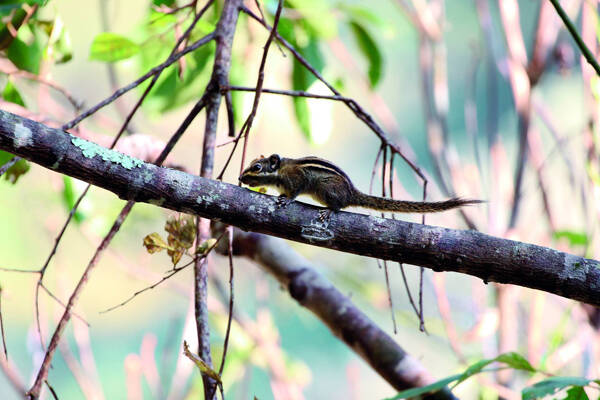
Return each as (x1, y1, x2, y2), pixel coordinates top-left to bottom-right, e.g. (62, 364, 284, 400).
(294, 157, 352, 181)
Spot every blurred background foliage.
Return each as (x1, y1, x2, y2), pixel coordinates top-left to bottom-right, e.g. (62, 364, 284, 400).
(1, 0, 600, 399)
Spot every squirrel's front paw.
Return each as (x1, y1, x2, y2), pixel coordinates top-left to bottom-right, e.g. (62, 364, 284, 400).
(317, 209, 333, 224)
(276, 195, 293, 209)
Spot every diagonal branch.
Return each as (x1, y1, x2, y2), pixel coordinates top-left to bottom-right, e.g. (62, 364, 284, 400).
(212, 224, 456, 399)
(1, 109, 599, 308)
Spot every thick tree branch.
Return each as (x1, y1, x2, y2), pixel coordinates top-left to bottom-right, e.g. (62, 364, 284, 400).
(212, 224, 456, 399)
(1, 109, 600, 308)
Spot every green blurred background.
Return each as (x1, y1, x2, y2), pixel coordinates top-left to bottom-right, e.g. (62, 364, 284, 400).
(0, 0, 595, 399)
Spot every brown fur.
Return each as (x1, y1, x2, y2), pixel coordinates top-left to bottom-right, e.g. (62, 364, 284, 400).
(239, 154, 482, 213)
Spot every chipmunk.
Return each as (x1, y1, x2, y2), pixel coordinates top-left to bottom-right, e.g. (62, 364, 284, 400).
(239, 154, 481, 216)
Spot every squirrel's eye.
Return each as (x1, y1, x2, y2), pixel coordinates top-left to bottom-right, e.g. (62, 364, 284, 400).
(252, 164, 262, 172)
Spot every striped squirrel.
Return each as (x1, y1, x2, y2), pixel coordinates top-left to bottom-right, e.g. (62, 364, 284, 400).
(239, 154, 481, 214)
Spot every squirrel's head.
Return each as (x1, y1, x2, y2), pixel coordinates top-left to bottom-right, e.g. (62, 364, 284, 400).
(238, 154, 281, 186)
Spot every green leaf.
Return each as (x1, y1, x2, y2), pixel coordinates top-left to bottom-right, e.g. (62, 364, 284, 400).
(61, 177, 85, 224)
(2, 80, 25, 107)
(153, 0, 175, 6)
(456, 352, 535, 385)
(522, 377, 592, 400)
(298, 37, 325, 88)
(565, 386, 590, 400)
(6, 25, 43, 73)
(89, 32, 140, 62)
(349, 20, 383, 88)
(553, 230, 589, 247)
(387, 352, 537, 400)
(286, 0, 338, 39)
(494, 352, 536, 372)
(455, 359, 492, 385)
(384, 373, 461, 400)
(289, 35, 323, 141)
(143, 39, 214, 113)
(293, 97, 310, 140)
(0, 151, 30, 184)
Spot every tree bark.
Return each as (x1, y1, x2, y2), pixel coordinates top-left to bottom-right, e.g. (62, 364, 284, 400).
(1, 109, 599, 308)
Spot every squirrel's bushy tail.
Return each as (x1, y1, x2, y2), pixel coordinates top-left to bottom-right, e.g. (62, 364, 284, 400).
(351, 192, 482, 213)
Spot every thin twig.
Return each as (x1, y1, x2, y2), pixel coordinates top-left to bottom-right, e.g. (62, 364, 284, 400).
(101, 229, 225, 313)
(194, 2, 242, 398)
(382, 260, 398, 334)
(106, 0, 215, 150)
(0, 266, 39, 273)
(2, 70, 81, 110)
(418, 266, 426, 333)
(0, 289, 7, 360)
(0, 156, 19, 178)
(40, 284, 89, 326)
(224, 89, 235, 137)
(28, 77, 212, 399)
(217, 227, 235, 377)
(100, 260, 195, 313)
(28, 201, 136, 398)
(369, 145, 385, 272)
(34, 184, 91, 349)
(398, 263, 420, 317)
(240, 6, 428, 187)
(380, 147, 398, 334)
(548, 0, 600, 77)
(32, 1, 216, 351)
(239, 0, 284, 171)
(62, 31, 215, 130)
(225, 85, 350, 101)
(388, 151, 422, 329)
(216, 0, 284, 179)
(44, 381, 58, 400)
(369, 144, 384, 194)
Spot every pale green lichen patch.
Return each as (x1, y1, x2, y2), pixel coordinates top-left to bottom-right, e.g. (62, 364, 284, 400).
(71, 136, 143, 170)
(196, 193, 219, 204)
(142, 169, 154, 184)
(14, 123, 32, 147)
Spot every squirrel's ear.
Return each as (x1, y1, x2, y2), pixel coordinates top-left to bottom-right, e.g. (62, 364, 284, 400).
(268, 154, 281, 169)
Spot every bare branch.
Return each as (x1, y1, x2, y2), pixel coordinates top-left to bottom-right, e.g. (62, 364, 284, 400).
(2, 110, 599, 308)
(193, 1, 242, 398)
(212, 225, 456, 399)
